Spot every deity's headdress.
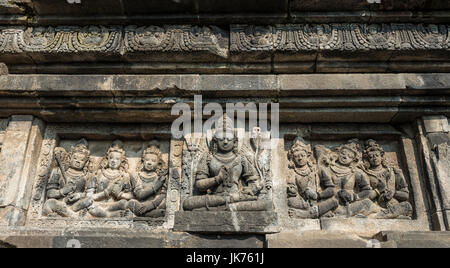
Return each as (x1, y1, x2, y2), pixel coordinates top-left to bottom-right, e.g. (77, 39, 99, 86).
(288, 139, 314, 169)
(336, 139, 362, 163)
(363, 139, 388, 168)
(139, 140, 165, 172)
(70, 138, 90, 160)
(211, 114, 238, 154)
(101, 140, 128, 171)
(214, 114, 236, 137)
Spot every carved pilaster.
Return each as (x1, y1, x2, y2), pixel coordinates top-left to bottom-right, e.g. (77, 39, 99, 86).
(417, 115, 450, 231)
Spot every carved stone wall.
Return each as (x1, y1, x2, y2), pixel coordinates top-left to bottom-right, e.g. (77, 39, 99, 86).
(0, 1, 449, 249)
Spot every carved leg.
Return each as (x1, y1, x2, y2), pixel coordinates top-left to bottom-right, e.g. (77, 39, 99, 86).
(288, 208, 312, 219)
(317, 198, 339, 217)
(346, 199, 382, 217)
(287, 197, 310, 210)
(128, 196, 166, 216)
(231, 200, 271, 211)
(107, 200, 127, 212)
(374, 201, 413, 219)
(182, 195, 227, 211)
(87, 206, 108, 218)
(43, 199, 78, 218)
(143, 209, 166, 218)
(72, 197, 93, 212)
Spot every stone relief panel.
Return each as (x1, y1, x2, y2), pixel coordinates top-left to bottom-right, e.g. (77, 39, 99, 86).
(30, 136, 171, 226)
(286, 138, 413, 220)
(181, 115, 273, 212)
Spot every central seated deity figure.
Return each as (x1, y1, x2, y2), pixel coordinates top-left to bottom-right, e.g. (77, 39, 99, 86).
(183, 115, 270, 211)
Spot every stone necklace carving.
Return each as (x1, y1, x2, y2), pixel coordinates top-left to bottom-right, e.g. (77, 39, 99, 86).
(65, 168, 86, 179)
(102, 168, 122, 180)
(138, 171, 158, 182)
(292, 165, 312, 177)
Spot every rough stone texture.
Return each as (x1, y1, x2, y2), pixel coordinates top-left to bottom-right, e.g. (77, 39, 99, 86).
(0, 74, 448, 123)
(0, 228, 265, 248)
(375, 231, 450, 248)
(267, 231, 377, 248)
(417, 116, 450, 231)
(0, 116, 44, 226)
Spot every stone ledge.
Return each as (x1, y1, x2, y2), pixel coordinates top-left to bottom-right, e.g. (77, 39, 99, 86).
(0, 74, 449, 96)
(0, 73, 447, 123)
(173, 211, 279, 234)
(0, 228, 265, 248)
(375, 231, 450, 248)
(320, 218, 430, 236)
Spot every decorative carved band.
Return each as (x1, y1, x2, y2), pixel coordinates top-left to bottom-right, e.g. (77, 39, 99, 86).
(231, 24, 450, 52)
(0, 25, 229, 58)
(0, 24, 449, 57)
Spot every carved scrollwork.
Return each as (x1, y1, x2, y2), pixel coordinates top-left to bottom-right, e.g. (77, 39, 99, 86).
(231, 23, 450, 52)
(125, 25, 229, 58)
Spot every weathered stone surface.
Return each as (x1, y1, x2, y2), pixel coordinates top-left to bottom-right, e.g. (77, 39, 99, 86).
(375, 231, 450, 248)
(0, 228, 264, 248)
(174, 211, 279, 234)
(267, 231, 375, 248)
(0, 115, 44, 226)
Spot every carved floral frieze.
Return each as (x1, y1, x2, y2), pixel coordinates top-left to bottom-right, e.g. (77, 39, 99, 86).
(0, 24, 448, 57)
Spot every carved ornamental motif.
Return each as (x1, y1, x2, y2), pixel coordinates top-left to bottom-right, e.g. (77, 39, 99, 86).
(0, 26, 121, 53)
(231, 24, 450, 51)
(287, 139, 413, 219)
(124, 25, 229, 58)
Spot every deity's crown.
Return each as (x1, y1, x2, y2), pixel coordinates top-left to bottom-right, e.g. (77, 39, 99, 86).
(291, 139, 311, 153)
(364, 139, 384, 155)
(142, 140, 162, 159)
(214, 114, 235, 136)
(107, 140, 125, 155)
(70, 138, 90, 157)
(340, 139, 361, 155)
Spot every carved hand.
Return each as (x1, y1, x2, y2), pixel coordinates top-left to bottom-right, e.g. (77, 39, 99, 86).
(216, 166, 230, 182)
(377, 179, 387, 192)
(110, 183, 122, 197)
(304, 188, 318, 201)
(61, 184, 76, 196)
(382, 190, 394, 201)
(338, 189, 354, 204)
(287, 183, 298, 197)
(68, 193, 82, 203)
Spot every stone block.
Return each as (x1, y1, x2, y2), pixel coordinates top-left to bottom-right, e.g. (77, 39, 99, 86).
(267, 231, 372, 248)
(320, 218, 430, 236)
(423, 115, 449, 133)
(174, 211, 279, 234)
(375, 231, 450, 248)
